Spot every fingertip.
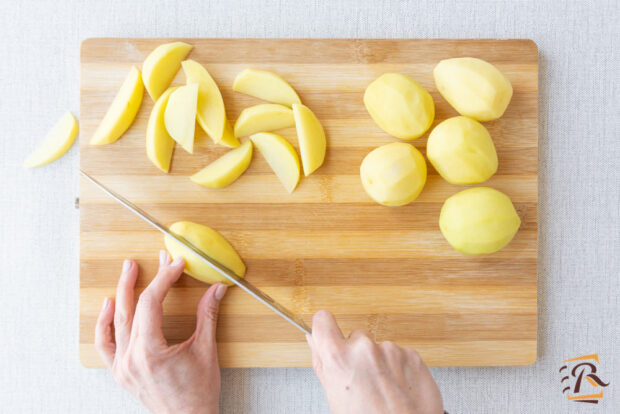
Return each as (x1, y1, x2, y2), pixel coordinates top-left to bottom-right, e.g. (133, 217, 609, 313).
(171, 256, 185, 269)
(214, 283, 227, 300)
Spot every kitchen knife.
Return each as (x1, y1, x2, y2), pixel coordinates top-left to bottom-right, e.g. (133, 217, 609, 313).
(80, 169, 311, 335)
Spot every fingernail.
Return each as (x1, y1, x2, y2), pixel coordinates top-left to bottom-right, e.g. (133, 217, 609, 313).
(122, 259, 132, 272)
(215, 284, 228, 300)
(101, 297, 110, 310)
(171, 256, 184, 267)
(306, 334, 313, 349)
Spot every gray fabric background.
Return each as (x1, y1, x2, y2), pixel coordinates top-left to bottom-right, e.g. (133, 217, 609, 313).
(1, 0, 618, 412)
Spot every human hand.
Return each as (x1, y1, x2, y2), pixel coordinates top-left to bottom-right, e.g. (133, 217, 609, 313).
(308, 311, 443, 414)
(95, 250, 227, 414)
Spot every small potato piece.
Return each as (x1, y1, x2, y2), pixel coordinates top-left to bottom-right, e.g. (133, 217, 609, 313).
(24, 112, 78, 168)
(434, 57, 513, 121)
(364, 73, 435, 140)
(164, 221, 245, 285)
(164, 83, 199, 153)
(439, 187, 521, 255)
(427, 116, 498, 185)
(190, 140, 253, 188)
(233, 68, 301, 107)
(360, 142, 427, 206)
(146, 87, 177, 173)
(90, 66, 144, 145)
(234, 104, 295, 137)
(292, 103, 326, 176)
(142, 42, 193, 101)
(250, 132, 301, 193)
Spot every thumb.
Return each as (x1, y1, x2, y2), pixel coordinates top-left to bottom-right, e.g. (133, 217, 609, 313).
(193, 283, 228, 348)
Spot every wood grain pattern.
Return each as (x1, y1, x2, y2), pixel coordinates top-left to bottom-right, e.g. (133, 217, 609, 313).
(80, 38, 538, 368)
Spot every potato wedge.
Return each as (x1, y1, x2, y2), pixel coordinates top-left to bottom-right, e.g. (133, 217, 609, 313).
(142, 42, 192, 101)
(292, 103, 326, 176)
(233, 68, 301, 107)
(24, 112, 78, 168)
(146, 87, 177, 173)
(191, 141, 253, 188)
(164, 221, 245, 285)
(164, 83, 198, 153)
(234, 104, 294, 137)
(250, 132, 301, 193)
(90, 66, 144, 145)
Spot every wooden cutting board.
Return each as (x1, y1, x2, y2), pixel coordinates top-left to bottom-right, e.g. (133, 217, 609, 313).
(79, 38, 538, 368)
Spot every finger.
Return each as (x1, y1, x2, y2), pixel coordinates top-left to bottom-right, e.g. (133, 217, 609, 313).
(114, 259, 138, 355)
(311, 310, 345, 352)
(191, 283, 228, 350)
(134, 251, 184, 346)
(348, 328, 373, 342)
(94, 297, 116, 368)
(306, 334, 325, 380)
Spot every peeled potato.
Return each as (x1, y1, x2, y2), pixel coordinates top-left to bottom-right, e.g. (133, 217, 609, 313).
(360, 142, 427, 206)
(427, 116, 498, 185)
(164, 83, 199, 153)
(142, 42, 192, 101)
(364, 73, 435, 140)
(90, 66, 144, 145)
(439, 187, 521, 255)
(293, 103, 326, 176)
(165, 221, 245, 285)
(191, 140, 253, 188)
(434, 57, 513, 121)
(146, 87, 177, 173)
(24, 112, 78, 168)
(250, 132, 301, 193)
(233, 68, 301, 107)
(234, 104, 295, 137)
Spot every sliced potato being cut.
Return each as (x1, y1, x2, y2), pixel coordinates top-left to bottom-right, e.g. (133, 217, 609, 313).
(250, 132, 301, 193)
(234, 104, 294, 137)
(146, 87, 177, 173)
(164, 221, 245, 285)
(233, 68, 301, 107)
(24, 112, 78, 168)
(164, 83, 198, 153)
(142, 42, 192, 101)
(292, 103, 326, 176)
(181, 59, 230, 145)
(90, 66, 144, 145)
(191, 140, 253, 188)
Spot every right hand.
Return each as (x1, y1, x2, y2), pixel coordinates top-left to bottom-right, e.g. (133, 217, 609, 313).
(307, 310, 443, 414)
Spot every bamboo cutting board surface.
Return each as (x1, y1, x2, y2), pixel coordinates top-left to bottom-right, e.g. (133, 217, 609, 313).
(80, 38, 538, 368)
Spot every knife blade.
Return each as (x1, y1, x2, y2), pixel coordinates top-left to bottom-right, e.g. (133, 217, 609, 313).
(80, 169, 311, 335)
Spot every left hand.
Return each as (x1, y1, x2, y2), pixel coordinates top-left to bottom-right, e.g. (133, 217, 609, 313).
(95, 250, 227, 414)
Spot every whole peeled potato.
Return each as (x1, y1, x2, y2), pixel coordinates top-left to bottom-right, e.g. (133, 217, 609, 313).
(364, 73, 435, 140)
(439, 187, 521, 255)
(434, 57, 513, 121)
(360, 142, 427, 206)
(427, 116, 498, 185)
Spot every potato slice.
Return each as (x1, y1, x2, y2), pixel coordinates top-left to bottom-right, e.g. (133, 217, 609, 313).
(439, 187, 521, 255)
(90, 66, 144, 145)
(181, 59, 239, 147)
(146, 87, 177, 173)
(164, 83, 198, 153)
(427, 116, 498, 185)
(142, 42, 192, 101)
(233, 68, 301, 107)
(250, 132, 301, 193)
(360, 142, 427, 206)
(191, 141, 253, 188)
(234, 104, 294, 137)
(219, 120, 241, 148)
(164, 221, 245, 285)
(434, 57, 513, 121)
(363, 73, 434, 140)
(292, 103, 326, 176)
(24, 112, 78, 168)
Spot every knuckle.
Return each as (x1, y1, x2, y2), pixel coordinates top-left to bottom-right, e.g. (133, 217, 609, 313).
(114, 310, 130, 327)
(204, 303, 219, 322)
(407, 349, 422, 364)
